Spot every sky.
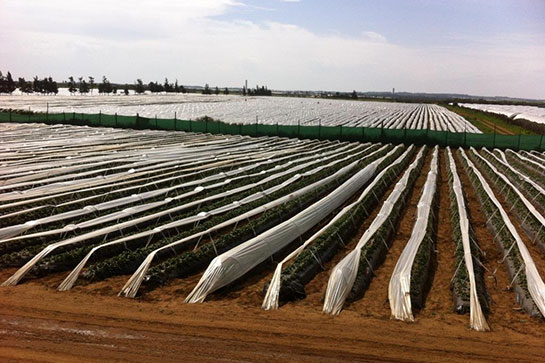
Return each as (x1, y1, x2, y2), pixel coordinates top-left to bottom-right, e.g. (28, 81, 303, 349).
(1, 0, 544, 99)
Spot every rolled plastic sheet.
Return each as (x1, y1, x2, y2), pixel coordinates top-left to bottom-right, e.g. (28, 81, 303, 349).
(322, 145, 426, 315)
(447, 148, 489, 331)
(184, 146, 391, 303)
(116, 145, 386, 297)
(460, 149, 545, 318)
(262, 144, 411, 310)
(388, 146, 439, 322)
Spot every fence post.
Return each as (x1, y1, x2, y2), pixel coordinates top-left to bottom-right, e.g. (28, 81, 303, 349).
(493, 126, 496, 149)
(136, 113, 139, 129)
(99, 110, 102, 126)
(463, 130, 467, 148)
(9, 109, 11, 122)
(276, 122, 279, 135)
(318, 120, 322, 139)
(73, 112, 75, 124)
(362, 126, 365, 142)
(517, 131, 522, 150)
(63, 111, 66, 123)
(155, 115, 158, 129)
(115, 113, 118, 127)
(297, 119, 300, 138)
(174, 112, 177, 131)
(189, 118, 192, 132)
(46, 103, 49, 123)
(255, 116, 258, 137)
(339, 125, 343, 140)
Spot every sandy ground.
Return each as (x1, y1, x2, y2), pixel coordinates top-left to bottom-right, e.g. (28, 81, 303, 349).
(2, 149, 545, 362)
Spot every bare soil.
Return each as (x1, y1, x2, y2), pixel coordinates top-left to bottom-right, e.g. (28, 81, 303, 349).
(2, 149, 545, 362)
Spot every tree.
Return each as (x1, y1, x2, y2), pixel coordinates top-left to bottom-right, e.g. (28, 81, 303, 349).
(214, 86, 220, 95)
(17, 77, 33, 94)
(79, 77, 89, 94)
(224, 87, 229, 95)
(164, 78, 173, 93)
(5, 72, 16, 94)
(68, 76, 77, 95)
(98, 76, 112, 94)
(124, 84, 129, 95)
(203, 83, 211, 95)
(47, 77, 58, 95)
(135, 79, 145, 94)
(88, 76, 95, 94)
(351, 90, 358, 99)
(174, 79, 180, 93)
(33, 76, 42, 93)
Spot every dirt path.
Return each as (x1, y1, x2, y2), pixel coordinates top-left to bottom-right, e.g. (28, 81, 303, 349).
(418, 150, 455, 318)
(2, 283, 545, 362)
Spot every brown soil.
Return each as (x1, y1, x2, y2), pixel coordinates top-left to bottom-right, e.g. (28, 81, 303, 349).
(2, 149, 545, 362)
(347, 147, 433, 318)
(454, 152, 527, 329)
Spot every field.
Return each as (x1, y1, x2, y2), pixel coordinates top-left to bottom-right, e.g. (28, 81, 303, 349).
(1, 122, 545, 361)
(0, 92, 481, 132)
(459, 103, 545, 125)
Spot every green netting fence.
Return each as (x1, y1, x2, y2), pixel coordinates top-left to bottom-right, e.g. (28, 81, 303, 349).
(1, 111, 544, 151)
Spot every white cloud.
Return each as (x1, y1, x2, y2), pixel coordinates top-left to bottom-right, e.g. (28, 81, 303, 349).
(1, 0, 544, 99)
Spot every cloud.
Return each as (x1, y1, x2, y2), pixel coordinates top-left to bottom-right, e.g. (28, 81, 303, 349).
(1, 0, 544, 99)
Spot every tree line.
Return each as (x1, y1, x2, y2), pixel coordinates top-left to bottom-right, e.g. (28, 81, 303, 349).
(0, 70, 273, 96)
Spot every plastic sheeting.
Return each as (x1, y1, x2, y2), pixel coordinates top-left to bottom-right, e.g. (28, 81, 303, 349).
(116, 145, 387, 297)
(3, 143, 370, 287)
(470, 148, 545, 232)
(388, 146, 439, 321)
(184, 145, 392, 303)
(321, 146, 426, 315)
(460, 149, 545, 317)
(447, 148, 489, 331)
(262, 144, 412, 310)
(0, 141, 351, 241)
(488, 149, 545, 199)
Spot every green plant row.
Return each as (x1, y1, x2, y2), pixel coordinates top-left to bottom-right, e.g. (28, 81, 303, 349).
(446, 151, 488, 314)
(33, 144, 386, 280)
(347, 148, 427, 301)
(503, 152, 545, 189)
(458, 149, 539, 316)
(470, 150, 545, 249)
(4, 144, 370, 270)
(483, 151, 545, 214)
(9, 147, 319, 240)
(275, 145, 412, 301)
(122, 149, 388, 292)
(409, 158, 439, 311)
